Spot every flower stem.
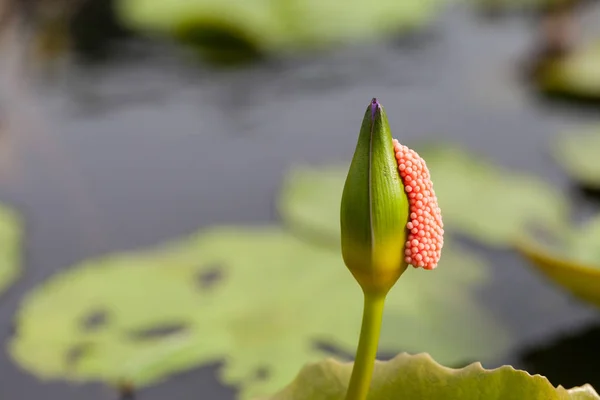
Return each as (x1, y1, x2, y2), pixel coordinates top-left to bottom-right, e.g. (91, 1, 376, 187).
(345, 292, 386, 400)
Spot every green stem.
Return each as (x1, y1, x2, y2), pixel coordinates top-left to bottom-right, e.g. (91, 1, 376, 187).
(345, 292, 386, 400)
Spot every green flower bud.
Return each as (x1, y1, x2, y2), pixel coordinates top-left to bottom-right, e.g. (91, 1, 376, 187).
(340, 98, 410, 295)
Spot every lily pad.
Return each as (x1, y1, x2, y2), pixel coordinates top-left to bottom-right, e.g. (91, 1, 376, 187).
(10, 226, 509, 399)
(116, 0, 281, 64)
(278, 166, 347, 248)
(417, 145, 567, 246)
(0, 204, 22, 295)
(469, 0, 571, 14)
(262, 352, 600, 400)
(551, 125, 600, 189)
(516, 214, 600, 308)
(115, 0, 442, 61)
(278, 148, 567, 248)
(536, 42, 600, 104)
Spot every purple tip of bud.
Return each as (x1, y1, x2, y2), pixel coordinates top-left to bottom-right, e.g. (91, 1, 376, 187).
(371, 98, 379, 120)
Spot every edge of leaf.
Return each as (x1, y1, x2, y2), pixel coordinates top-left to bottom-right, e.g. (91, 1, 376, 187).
(0, 204, 23, 295)
(262, 352, 600, 400)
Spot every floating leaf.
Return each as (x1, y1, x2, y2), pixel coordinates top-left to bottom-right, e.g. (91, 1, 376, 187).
(261, 352, 600, 400)
(551, 125, 600, 189)
(536, 43, 600, 103)
(517, 214, 600, 308)
(116, 0, 280, 64)
(278, 166, 346, 247)
(417, 145, 567, 246)
(10, 226, 509, 399)
(278, 148, 566, 248)
(0, 204, 22, 295)
(116, 0, 443, 60)
(468, 0, 570, 13)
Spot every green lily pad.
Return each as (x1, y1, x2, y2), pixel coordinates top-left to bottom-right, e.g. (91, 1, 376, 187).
(261, 352, 600, 400)
(516, 214, 600, 308)
(536, 43, 600, 103)
(116, 0, 281, 63)
(115, 0, 442, 60)
(278, 148, 567, 248)
(417, 145, 567, 246)
(10, 226, 509, 399)
(278, 166, 347, 248)
(469, 0, 570, 13)
(0, 204, 22, 295)
(551, 125, 600, 189)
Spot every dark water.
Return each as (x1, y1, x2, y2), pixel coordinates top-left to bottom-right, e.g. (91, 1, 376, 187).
(1, 4, 600, 399)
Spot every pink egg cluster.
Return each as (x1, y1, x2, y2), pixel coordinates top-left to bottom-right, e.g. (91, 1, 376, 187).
(392, 139, 444, 270)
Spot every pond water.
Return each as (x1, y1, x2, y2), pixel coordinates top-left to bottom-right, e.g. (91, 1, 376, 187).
(0, 4, 600, 399)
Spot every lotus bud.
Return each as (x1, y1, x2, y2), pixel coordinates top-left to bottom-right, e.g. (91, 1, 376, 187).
(340, 98, 443, 295)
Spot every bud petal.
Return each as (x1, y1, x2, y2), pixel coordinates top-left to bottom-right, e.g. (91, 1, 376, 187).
(340, 99, 410, 294)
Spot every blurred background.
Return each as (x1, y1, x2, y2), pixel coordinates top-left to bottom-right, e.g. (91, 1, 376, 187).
(1, 0, 600, 399)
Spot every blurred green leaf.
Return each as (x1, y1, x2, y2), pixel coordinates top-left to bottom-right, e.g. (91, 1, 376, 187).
(417, 145, 567, 246)
(468, 0, 571, 13)
(537, 43, 600, 103)
(0, 204, 22, 295)
(517, 214, 600, 308)
(278, 147, 567, 248)
(115, 0, 443, 60)
(261, 352, 600, 400)
(278, 166, 347, 248)
(116, 0, 279, 64)
(10, 226, 509, 399)
(551, 125, 600, 189)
